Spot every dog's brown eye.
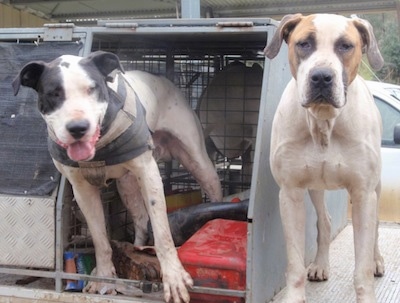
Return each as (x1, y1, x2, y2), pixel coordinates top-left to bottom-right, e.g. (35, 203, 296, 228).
(297, 41, 311, 50)
(87, 84, 96, 95)
(337, 42, 354, 52)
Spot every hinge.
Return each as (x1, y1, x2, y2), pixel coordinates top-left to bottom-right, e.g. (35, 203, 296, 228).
(43, 23, 75, 41)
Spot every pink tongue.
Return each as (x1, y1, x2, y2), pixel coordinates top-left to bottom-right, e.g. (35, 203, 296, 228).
(67, 141, 95, 161)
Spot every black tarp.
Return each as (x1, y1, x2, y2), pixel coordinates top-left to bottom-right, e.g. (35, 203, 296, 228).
(0, 42, 82, 196)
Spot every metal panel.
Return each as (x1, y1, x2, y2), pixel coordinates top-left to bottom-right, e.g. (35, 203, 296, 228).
(246, 39, 291, 303)
(0, 195, 55, 268)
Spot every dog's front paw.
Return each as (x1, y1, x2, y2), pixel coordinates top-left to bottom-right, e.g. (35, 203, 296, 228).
(162, 266, 193, 303)
(83, 280, 118, 295)
(284, 288, 306, 303)
(83, 267, 118, 295)
(307, 261, 329, 281)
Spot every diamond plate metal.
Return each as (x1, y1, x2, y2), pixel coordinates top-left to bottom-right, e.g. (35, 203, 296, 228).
(0, 196, 55, 268)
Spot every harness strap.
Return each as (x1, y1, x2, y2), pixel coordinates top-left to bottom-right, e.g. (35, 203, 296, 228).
(78, 160, 107, 187)
(96, 79, 137, 149)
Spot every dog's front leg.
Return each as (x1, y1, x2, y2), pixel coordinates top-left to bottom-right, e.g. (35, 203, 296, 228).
(307, 189, 331, 281)
(351, 190, 378, 303)
(54, 163, 117, 295)
(71, 181, 117, 295)
(280, 187, 307, 303)
(127, 151, 193, 303)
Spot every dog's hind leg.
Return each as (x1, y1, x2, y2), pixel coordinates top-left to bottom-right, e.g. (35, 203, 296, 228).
(307, 189, 331, 281)
(116, 173, 149, 246)
(175, 146, 222, 202)
(373, 181, 385, 277)
(153, 131, 222, 202)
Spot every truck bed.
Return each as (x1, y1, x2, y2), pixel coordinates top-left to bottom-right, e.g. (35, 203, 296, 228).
(0, 222, 399, 303)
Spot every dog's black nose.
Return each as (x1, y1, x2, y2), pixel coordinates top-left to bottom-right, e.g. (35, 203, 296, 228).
(310, 67, 334, 88)
(66, 120, 90, 139)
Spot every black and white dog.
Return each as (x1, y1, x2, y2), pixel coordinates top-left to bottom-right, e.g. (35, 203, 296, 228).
(13, 51, 222, 302)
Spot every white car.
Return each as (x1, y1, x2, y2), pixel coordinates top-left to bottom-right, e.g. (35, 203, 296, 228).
(366, 81, 400, 222)
(367, 80, 400, 101)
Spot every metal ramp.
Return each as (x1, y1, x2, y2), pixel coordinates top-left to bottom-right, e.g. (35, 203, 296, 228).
(270, 222, 400, 303)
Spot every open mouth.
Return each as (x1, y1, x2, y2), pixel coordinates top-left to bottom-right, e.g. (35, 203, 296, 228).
(57, 126, 100, 162)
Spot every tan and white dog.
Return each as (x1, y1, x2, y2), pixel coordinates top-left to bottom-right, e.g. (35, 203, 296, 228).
(264, 14, 384, 303)
(13, 51, 223, 303)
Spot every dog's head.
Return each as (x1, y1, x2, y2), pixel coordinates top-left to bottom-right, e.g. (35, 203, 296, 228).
(264, 14, 383, 119)
(13, 51, 124, 162)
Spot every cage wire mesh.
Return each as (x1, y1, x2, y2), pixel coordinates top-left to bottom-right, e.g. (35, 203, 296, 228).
(64, 34, 264, 251)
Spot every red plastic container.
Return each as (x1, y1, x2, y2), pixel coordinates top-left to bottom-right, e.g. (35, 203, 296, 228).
(178, 219, 247, 303)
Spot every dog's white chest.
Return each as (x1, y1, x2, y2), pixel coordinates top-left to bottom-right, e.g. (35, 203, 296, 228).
(273, 143, 346, 190)
(301, 150, 346, 189)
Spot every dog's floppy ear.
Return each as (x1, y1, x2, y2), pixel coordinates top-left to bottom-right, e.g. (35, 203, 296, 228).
(264, 14, 303, 59)
(351, 16, 384, 71)
(12, 61, 46, 95)
(84, 51, 125, 78)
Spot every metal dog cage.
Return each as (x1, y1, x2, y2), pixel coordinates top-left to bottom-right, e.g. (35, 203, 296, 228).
(0, 18, 348, 303)
(89, 22, 266, 196)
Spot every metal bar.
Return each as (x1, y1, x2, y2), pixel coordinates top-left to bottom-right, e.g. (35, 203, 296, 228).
(54, 176, 66, 292)
(80, 27, 93, 56)
(0, 28, 86, 42)
(216, 21, 254, 27)
(44, 23, 75, 28)
(98, 17, 274, 28)
(0, 267, 246, 299)
(191, 285, 246, 298)
(103, 23, 138, 28)
(181, 0, 200, 19)
(0, 267, 56, 279)
(57, 273, 245, 298)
